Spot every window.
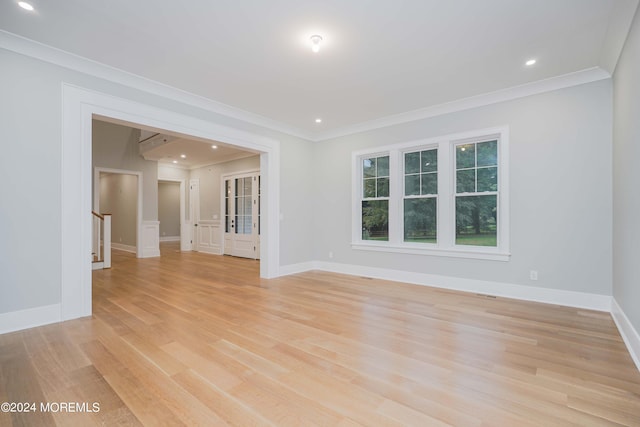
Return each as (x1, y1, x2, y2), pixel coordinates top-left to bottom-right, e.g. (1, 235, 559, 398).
(352, 127, 509, 261)
(403, 148, 437, 243)
(455, 140, 498, 247)
(361, 155, 390, 241)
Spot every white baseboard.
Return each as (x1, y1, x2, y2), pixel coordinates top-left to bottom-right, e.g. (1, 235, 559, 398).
(279, 261, 319, 276)
(280, 261, 611, 312)
(0, 304, 61, 335)
(611, 298, 640, 371)
(112, 243, 136, 253)
(160, 236, 180, 242)
(196, 247, 223, 255)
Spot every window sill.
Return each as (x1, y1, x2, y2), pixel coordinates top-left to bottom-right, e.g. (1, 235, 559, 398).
(351, 242, 511, 261)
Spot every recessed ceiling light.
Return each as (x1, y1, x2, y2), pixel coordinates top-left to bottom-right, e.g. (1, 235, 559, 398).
(310, 35, 323, 53)
(18, 1, 34, 11)
(211, 145, 218, 149)
(525, 59, 537, 66)
(315, 118, 322, 124)
(180, 154, 186, 159)
(172, 160, 178, 164)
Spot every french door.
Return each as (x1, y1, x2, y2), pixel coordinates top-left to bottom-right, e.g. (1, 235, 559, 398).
(224, 173, 260, 259)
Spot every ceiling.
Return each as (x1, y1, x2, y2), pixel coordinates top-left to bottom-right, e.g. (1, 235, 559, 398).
(1, 0, 638, 140)
(141, 136, 257, 170)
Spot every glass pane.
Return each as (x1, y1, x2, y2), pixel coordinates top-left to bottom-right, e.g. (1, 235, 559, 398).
(236, 196, 243, 216)
(363, 178, 376, 198)
(405, 175, 420, 196)
(405, 152, 420, 174)
(421, 149, 437, 173)
(404, 198, 437, 243)
(377, 177, 389, 197)
(456, 169, 475, 193)
(243, 196, 252, 215)
(421, 173, 437, 195)
(244, 216, 252, 234)
(477, 140, 498, 167)
(477, 167, 498, 192)
(363, 158, 376, 178)
(235, 178, 241, 197)
(377, 156, 389, 177)
(456, 144, 475, 169)
(243, 177, 252, 194)
(455, 195, 497, 246)
(362, 200, 388, 241)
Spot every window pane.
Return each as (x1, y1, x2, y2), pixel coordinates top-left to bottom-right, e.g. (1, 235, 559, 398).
(363, 178, 376, 198)
(477, 167, 498, 192)
(405, 175, 420, 196)
(377, 156, 389, 176)
(243, 196, 252, 215)
(404, 198, 436, 243)
(405, 152, 420, 174)
(363, 158, 376, 178)
(456, 169, 475, 193)
(455, 195, 497, 246)
(421, 149, 437, 173)
(477, 140, 498, 167)
(243, 177, 252, 194)
(362, 200, 389, 241)
(421, 173, 437, 195)
(377, 177, 389, 197)
(456, 144, 475, 169)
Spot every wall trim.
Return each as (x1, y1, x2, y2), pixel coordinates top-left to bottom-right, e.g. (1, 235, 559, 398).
(279, 261, 319, 277)
(279, 261, 611, 312)
(141, 221, 161, 258)
(0, 30, 612, 144)
(0, 30, 312, 141)
(611, 298, 640, 371)
(314, 67, 611, 141)
(160, 236, 180, 242)
(111, 243, 137, 253)
(0, 304, 62, 335)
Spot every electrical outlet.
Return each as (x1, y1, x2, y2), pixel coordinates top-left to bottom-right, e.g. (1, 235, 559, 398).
(530, 270, 538, 281)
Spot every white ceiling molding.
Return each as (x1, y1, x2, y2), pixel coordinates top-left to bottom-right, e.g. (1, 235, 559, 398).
(0, 30, 314, 141)
(313, 67, 611, 142)
(599, 0, 640, 73)
(0, 29, 612, 144)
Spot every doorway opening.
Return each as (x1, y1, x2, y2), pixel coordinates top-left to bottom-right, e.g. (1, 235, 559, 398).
(61, 84, 281, 321)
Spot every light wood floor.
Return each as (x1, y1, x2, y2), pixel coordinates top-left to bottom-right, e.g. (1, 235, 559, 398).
(1, 243, 639, 426)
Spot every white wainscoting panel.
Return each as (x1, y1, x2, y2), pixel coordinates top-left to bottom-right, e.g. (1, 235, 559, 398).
(141, 221, 161, 258)
(198, 220, 222, 255)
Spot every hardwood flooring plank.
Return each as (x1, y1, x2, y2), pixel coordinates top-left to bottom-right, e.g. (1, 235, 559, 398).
(0, 242, 638, 426)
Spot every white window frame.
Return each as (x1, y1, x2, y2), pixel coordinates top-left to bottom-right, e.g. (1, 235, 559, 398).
(351, 126, 510, 261)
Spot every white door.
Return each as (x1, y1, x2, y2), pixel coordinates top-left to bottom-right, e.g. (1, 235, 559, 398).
(189, 179, 200, 251)
(224, 173, 260, 259)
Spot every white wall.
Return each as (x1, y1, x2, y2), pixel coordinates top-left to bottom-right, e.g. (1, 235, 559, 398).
(613, 7, 640, 332)
(100, 173, 138, 247)
(0, 46, 314, 317)
(158, 181, 180, 238)
(92, 120, 158, 221)
(313, 80, 613, 296)
(190, 156, 260, 221)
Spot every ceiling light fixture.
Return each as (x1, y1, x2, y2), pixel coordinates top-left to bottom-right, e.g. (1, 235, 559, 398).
(180, 154, 186, 159)
(315, 118, 322, 123)
(211, 145, 218, 149)
(310, 35, 323, 53)
(18, 1, 34, 11)
(525, 59, 537, 66)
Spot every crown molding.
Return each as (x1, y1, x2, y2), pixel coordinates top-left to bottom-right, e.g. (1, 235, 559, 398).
(1, 30, 613, 144)
(313, 67, 611, 142)
(0, 30, 314, 141)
